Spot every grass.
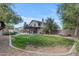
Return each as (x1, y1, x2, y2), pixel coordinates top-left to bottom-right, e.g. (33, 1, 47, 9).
(12, 34, 75, 49)
(76, 41, 79, 53)
(73, 40, 79, 55)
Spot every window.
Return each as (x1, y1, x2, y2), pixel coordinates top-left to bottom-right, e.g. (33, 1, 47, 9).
(38, 23, 41, 27)
(34, 23, 36, 27)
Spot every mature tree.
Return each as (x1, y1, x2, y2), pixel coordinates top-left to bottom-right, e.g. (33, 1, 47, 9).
(57, 3, 79, 36)
(0, 3, 23, 30)
(43, 17, 59, 34)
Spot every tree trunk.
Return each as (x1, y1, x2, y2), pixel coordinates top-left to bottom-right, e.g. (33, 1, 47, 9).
(74, 27, 78, 37)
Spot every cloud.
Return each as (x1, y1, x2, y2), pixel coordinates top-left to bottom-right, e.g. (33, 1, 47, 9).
(21, 16, 42, 24)
(14, 16, 62, 29)
(14, 16, 42, 28)
(14, 22, 24, 28)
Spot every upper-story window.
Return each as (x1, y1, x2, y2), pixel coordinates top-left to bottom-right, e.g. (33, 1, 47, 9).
(34, 23, 36, 27)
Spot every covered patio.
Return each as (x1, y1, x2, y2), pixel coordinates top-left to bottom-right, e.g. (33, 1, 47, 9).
(25, 26, 41, 34)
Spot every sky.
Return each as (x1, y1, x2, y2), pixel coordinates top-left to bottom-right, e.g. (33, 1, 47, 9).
(12, 3, 62, 28)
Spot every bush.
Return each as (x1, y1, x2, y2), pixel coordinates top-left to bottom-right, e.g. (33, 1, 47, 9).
(3, 31, 17, 35)
(43, 27, 49, 34)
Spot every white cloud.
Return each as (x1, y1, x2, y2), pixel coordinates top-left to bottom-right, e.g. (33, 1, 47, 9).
(14, 16, 42, 28)
(14, 23, 24, 28)
(14, 16, 62, 29)
(21, 16, 42, 24)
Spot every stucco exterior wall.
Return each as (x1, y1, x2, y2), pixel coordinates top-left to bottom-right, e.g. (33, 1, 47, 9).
(29, 21, 44, 27)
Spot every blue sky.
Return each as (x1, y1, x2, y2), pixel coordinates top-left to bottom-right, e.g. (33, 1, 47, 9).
(12, 3, 62, 28)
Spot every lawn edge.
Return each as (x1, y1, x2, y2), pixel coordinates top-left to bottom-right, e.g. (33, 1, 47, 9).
(9, 34, 76, 56)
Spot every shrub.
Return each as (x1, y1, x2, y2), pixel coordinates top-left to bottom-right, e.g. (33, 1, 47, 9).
(3, 31, 17, 35)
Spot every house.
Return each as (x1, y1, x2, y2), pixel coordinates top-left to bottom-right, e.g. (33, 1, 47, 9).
(26, 19, 45, 34)
(24, 19, 60, 34)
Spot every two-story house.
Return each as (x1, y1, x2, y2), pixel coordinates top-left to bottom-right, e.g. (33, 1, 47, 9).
(24, 19, 60, 34)
(26, 19, 45, 34)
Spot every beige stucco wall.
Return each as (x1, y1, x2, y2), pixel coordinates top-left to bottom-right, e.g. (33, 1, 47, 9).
(30, 21, 43, 27)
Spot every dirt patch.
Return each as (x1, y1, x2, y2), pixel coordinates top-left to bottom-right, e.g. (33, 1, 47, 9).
(25, 45, 71, 53)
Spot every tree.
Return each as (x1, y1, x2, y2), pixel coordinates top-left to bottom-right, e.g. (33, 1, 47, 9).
(0, 3, 23, 30)
(43, 17, 59, 34)
(23, 22, 29, 30)
(57, 3, 79, 36)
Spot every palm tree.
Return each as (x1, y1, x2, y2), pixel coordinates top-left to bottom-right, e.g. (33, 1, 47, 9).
(43, 17, 59, 34)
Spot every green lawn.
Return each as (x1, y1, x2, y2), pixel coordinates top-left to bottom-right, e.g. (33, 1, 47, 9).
(76, 41, 79, 53)
(12, 35, 75, 49)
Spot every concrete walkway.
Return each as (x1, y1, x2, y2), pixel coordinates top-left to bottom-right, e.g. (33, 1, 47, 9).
(0, 36, 9, 53)
(0, 35, 11, 56)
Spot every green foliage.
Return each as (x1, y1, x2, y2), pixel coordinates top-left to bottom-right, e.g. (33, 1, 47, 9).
(76, 41, 79, 53)
(58, 3, 79, 29)
(0, 3, 23, 24)
(2, 31, 17, 35)
(23, 22, 29, 30)
(43, 17, 59, 34)
(43, 26, 49, 34)
(63, 23, 75, 29)
(5, 23, 14, 29)
(12, 35, 74, 49)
